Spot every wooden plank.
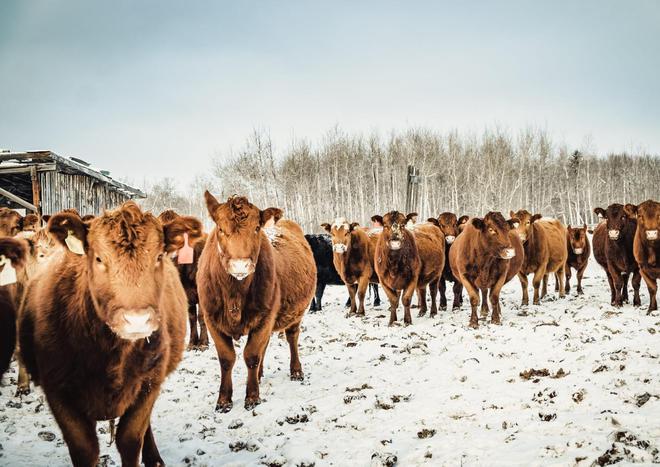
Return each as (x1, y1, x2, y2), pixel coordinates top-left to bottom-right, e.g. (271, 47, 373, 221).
(30, 166, 40, 214)
(0, 187, 38, 211)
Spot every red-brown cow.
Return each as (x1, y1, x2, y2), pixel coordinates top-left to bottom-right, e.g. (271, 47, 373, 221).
(0, 237, 28, 377)
(449, 212, 524, 328)
(428, 213, 469, 310)
(564, 224, 590, 295)
(593, 204, 641, 307)
(19, 202, 202, 466)
(197, 193, 316, 412)
(624, 200, 659, 313)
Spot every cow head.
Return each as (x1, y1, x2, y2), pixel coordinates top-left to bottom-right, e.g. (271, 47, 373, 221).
(0, 237, 28, 286)
(321, 218, 359, 254)
(472, 212, 518, 259)
(509, 209, 542, 243)
(435, 212, 468, 245)
(379, 211, 408, 251)
(205, 191, 282, 282)
(0, 208, 25, 237)
(625, 200, 660, 242)
(48, 202, 203, 341)
(594, 204, 630, 241)
(567, 224, 588, 255)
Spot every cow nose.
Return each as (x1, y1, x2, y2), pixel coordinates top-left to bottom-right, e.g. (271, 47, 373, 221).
(123, 310, 151, 327)
(116, 307, 157, 341)
(608, 229, 620, 240)
(445, 235, 455, 244)
(573, 247, 583, 255)
(646, 230, 658, 240)
(228, 258, 254, 280)
(500, 248, 516, 259)
(333, 243, 347, 253)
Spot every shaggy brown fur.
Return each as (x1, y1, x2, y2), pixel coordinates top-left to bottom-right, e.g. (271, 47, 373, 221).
(624, 200, 659, 313)
(18, 202, 202, 466)
(428, 213, 469, 310)
(564, 224, 591, 295)
(449, 212, 524, 328)
(509, 210, 568, 305)
(0, 237, 28, 377)
(197, 192, 316, 413)
(0, 207, 26, 237)
(321, 219, 378, 316)
(410, 223, 445, 318)
(593, 204, 641, 307)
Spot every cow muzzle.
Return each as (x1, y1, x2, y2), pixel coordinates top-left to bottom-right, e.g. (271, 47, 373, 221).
(389, 240, 402, 250)
(573, 247, 584, 255)
(445, 235, 455, 244)
(500, 248, 516, 260)
(113, 307, 158, 341)
(608, 229, 620, 240)
(518, 233, 527, 242)
(227, 258, 255, 280)
(333, 243, 347, 254)
(646, 230, 658, 241)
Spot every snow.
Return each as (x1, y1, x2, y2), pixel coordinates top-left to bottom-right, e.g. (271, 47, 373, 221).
(1, 258, 659, 466)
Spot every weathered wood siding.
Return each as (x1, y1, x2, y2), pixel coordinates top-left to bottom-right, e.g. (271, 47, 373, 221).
(38, 171, 131, 215)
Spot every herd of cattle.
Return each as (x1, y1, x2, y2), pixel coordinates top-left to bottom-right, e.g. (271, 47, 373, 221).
(0, 193, 658, 466)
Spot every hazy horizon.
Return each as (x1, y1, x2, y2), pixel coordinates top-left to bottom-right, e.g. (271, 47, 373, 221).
(1, 0, 659, 191)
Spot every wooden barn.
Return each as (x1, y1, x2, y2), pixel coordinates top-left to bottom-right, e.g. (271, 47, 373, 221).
(0, 150, 145, 215)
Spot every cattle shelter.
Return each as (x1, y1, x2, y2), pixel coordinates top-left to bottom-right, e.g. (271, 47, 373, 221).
(0, 150, 145, 215)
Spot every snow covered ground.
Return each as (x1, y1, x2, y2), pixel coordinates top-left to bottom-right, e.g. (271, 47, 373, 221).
(1, 258, 659, 466)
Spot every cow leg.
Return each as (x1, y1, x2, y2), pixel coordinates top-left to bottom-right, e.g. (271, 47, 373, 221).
(417, 286, 427, 317)
(438, 277, 448, 310)
(556, 267, 566, 298)
(610, 265, 624, 307)
(311, 281, 325, 312)
(187, 304, 199, 350)
(621, 273, 630, 303)
(258, 335, 270, 382)
(532, 267, 546, 305)
(565, 266, 572, 294)
(211, 329, 236, 412)
(541, 273, 549, 298)
(402, 281, 416, 325)
(16, 361, 30, 396)
(141, 424, 164, 467)
(346, 284, 358, 315)
(116, 389, 159, 467)
(243, 325, 271, 409)
(490, 275, 507, 325)
(518, 273, 529, 306)
(632, 270, 642, 307)
(47, 396, 99, 467)
(639, 269, 658, 313)
(480, 288, 489, 318)
(460, 276, 480, 329)
(576, 264, 586, 295)
(429, 280, 439, 317)
(198, 310, 209, 349)
(604, 269, 615, 305)
(452, 281, 463, 311)
(383, 284, 400, 326)
(285, 322, 304, 381)
(371, 283, 381, 306)
(356, 276, 369, 316)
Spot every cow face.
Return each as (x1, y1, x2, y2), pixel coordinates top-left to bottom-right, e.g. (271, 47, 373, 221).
(509, 210, 542, 243)
(0, 208, 24, 237)
(594, 204, 630, 241)
(380, 211, 408, 251)
(205, 191, 282, 282)
(567, 224, 588, 254)
(49, 202, 202, 341)
(625, 200, 660, 242)
(0, 237, 28, 286)
(436, 212, 468, 245)
(473, 212, 518, 259)
(321, 219, 359, 254)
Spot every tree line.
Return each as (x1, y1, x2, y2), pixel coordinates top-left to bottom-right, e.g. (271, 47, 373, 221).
(142, 127, 660, 233)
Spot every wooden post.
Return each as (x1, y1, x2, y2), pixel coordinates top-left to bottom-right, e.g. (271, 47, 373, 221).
(405, 165, 420, 213)
(30, 166, 41, 214)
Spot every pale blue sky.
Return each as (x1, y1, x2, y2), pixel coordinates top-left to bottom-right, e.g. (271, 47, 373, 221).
(1, 1, 659, 189)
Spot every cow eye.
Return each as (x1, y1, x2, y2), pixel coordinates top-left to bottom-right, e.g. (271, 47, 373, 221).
(255, 226, 261, 233)
(488, 228, 495, 234)
(526, 221, 530, 225)
(95, 256, 102, 263)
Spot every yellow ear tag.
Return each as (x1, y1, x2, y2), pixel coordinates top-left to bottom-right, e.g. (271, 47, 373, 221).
(0, 255, 17, 286)
(177, 233, 194, 264)
(65, 230, 85, 255)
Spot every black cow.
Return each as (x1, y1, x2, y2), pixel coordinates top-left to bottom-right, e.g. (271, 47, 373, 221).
(305, 234, 380, 311)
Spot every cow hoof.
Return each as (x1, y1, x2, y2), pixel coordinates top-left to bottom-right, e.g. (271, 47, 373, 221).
(15, 386, 30, 397)
(417, 311, 426, 318)
(373, 300, 381, 307)
(491, 319, 502, 325)
(633, 299, 641, 307)
(468, 321, 478, 329)
(244, 397, 262, 410)
(143, 457, 165, 467)
(429, 312, 437, 318)
(290, 370, 305, 381)
(215, 401, 233, 413)
(403, 319, 412, 326)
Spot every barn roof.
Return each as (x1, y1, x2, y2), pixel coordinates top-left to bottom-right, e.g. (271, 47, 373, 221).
(0, 150, 145, 198)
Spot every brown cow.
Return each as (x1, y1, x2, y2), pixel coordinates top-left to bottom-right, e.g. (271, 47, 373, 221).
(0, 237, 28, 377)
(320, 218, 378, 316)
(197, 193, 316, 412)
(624, 200, 659, 313)
(509, 210, 568, 305)
(428, 213, 469, 310)
(373, 211, 444, 324)
(593, 204, 641, 307)
(449, 212, 524, 328)
(564, 224, 590, 295)
(18, 202, 202, 466)
(159, 210, 210, 350)
(0, 207, 27, 237)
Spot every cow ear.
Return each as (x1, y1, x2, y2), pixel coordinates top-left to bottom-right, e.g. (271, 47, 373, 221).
(426, 218, 439, 227)
(48, 212, 88, 255)
(458, 215, 469, 225)
(567, 224, 572, 231)
(0, 237, 28, 269)
(371, 215, 383, 225)
(406, 212, 418, 223)
(507, 218, 520, 229)
(163, 215, 204, 253)
(531, 214, 542, 223)
(509, 210, 516, 219)
(472, 218, 485, 231)
(582, 223, 587, 231)
(349, 222, 360, 231)
(204, 190, 221, 219)
(623, 204, 638, 218)
(41, 215, 51, 226)
(81, 215, 95, 222)
(594, 207, 606, 218)
(261, 207, 283, 227)
(320, 223, 331, 233)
